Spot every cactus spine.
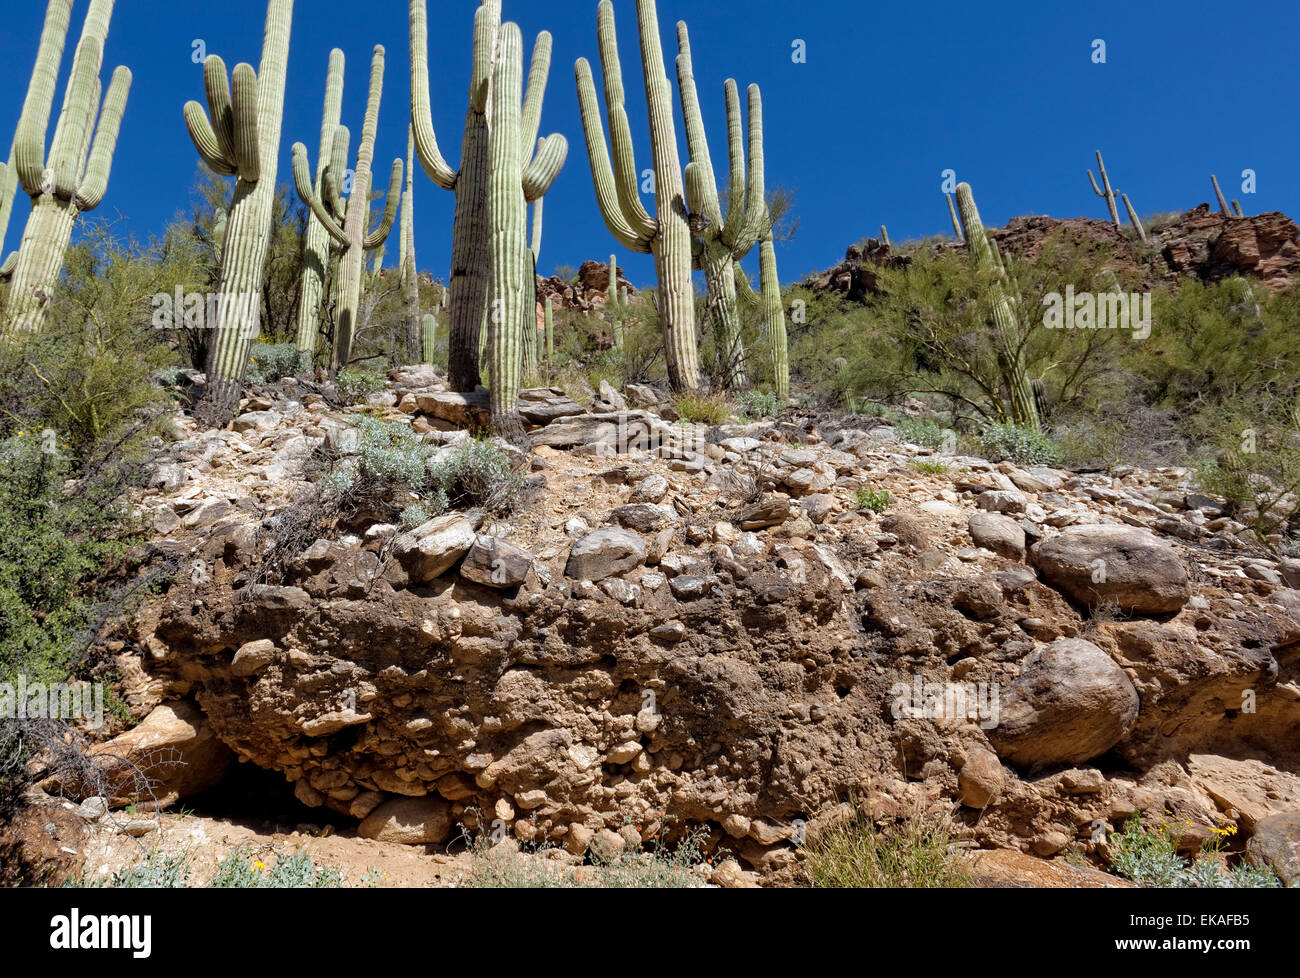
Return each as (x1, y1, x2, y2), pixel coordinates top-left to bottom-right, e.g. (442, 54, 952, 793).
(184, 0, 293, 422)
(1121, 193, 1147, 242)
(955, 182, 1040, 433)
(4, 0, 131, 336)
(1087, 150, 1120, 227)
(486, 23, 530, 441)
(676, 23, 767, 389)
(409, 0, 567, 393)
(294, 48, 344, 357)
(576, 0, 700, 392)
(292, 45, 401, 373)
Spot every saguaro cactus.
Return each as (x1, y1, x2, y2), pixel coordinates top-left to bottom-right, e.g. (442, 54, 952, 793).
(485, 22, 532, 441)
(1210, 174, 1237, 219)
(421, 312, 437, 365)
(676, 23, 767, 389)
(184, 0, 293, 422)
(576, 0, 700, 392)
(401, 125, 421, 362)
(955, 182, 1040, 433)
(0, 147, 18, 279)
(292, 45, 402, 373)
(1087, 150, 1120, 227)
(294, 48, 344, 357)
(1121, 193, 1147, 243)
(544, 296, 554, 361)
(4, 0, 131, 336)
(759, 223, 788, 400)
(946, 192, 964, 244)
(409, 0, 567, 393)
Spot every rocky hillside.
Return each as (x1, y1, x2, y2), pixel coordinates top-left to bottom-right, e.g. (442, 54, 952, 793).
(23, 367, 1300, 887)
(806, 205, 1300, 300)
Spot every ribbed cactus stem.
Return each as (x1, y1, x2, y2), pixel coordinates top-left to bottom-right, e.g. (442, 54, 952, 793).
(946, 192, 964, 243)
(421, 312, 437, 365)
(410, 0, 566, 394)
(4, 0, 131, 336)
(185, 0, 293, 423)
(530, 195, 543, 263)
(544, 296, 554, 361)
(402, 124, 421, 363)
(1232, 200, 1244, 218)
(1121, 193, 1147, 243)
(1210, 174, 1233, 218)
(760, 228, 788, 400)
(487, 22, 528, 441)
(294, 48, 344, 356)
(1087, 150, 1120, 227)
(955, 182, 1040, 433)
(576, 0, 699, 392)
(880, 225, 890, 247)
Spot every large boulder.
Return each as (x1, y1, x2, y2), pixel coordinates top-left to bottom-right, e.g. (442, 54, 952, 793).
(357, 797, 454, 844)
(1030, 525, 1190, 614)
(565, 528, 646, 581)
(1245, 810, 1300, 886)
(988, 638, 1140, 768)
(394, 513, 479, 582)
(968, 512, 1026, 560)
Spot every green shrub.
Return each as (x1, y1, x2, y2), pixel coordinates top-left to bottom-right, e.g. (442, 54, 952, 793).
(67, 847, 375, 888)
(335, 367, 388, 405)
(247, 341, 309, 384)
(1108, 815, 1279, 888)
(672, 392, 732, 425)
(736, 389, 783, 420)
(853, 487, 891, 513)
(977, 421, 1063, 466)
(894, 416, 947, 449)
(913, 459, 947, 475)
(431, 437, 524, 513)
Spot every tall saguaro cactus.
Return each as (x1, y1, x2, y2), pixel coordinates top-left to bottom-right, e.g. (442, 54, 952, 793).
(486, 23, 532, 441)
(759, 222, 788, 400)
(0, 147, 18, 279)
(4, 0, 131, 336)
(1087, 150, 1120, 228)
(576, 0, 700, 392)
(184, 0, 293, 422)
(677, 23, 768, 388)
(292, 45, 402, 373)
(294, 48, 344, 357)
(409, 0, 567, 393)
(401, 125, 421, 362)
(954, 182, 1040, 433)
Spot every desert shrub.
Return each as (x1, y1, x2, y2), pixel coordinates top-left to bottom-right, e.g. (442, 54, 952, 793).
(853, 487, 891, 513)
(977, 421, 1063, 466)
(1108, 815, 1279, 889)
(431, 437, 523, 514)
(893, 416, 947, 449)
(672, 392, 732, 425)
(400, 500, 443, 529)
(0, 433, 136, 687)
(247, 341, 308, 384)
(801, 809, 972, 888)
(913, 459, 947, 475)
(736, 389, 783, 420)
(67, 847, 373, 888)
(334, 367, 388, 405)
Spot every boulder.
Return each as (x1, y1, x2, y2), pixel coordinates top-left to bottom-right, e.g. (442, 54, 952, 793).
(734, 495, 793, 530)
(460, 536, 534, 588)
(611, 503, 677, 533)
(517, 388, 584, 426)
(1031, 525, 1190, 614)
(988, 638, 1140, 767)
(358, 797, 454, 844)
(414, 390, 491, 428)
(968, 511, 1026, 560)
(565, 528, 647, 581)
(1245, 810, 1300, 886)
(394, 513, 479, 582)
(958, 748, 1005, 808)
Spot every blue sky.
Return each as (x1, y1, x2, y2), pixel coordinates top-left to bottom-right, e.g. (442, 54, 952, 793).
(1, 0, 1297, 289)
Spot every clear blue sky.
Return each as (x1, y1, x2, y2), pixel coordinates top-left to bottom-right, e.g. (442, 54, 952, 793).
(2, 0, 1297, 288)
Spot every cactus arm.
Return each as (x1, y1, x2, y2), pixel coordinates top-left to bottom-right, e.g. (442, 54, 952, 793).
(364, 158, 404, 250)
(183, 100, 237, 175)
(674, 22, 721, 223)
(946, 192, 964, 242)
(73, 64, 130, 211)
(1210, 174, 1232, 217)
(1087, 169, 1104, 197)
(408, 0, 458, 189)
(323, 125, 351, 218)
(1121, 193, 1147, 243)
(292, 143, 348, 247)
(718, 78, 747, 244)
(230, 63, 261, 181)
(735, 83, 767, 251)
(0, 154, 14, 253)
(530, 192, 543, 262)
(470, 1, 502, 113)
(520, 31, 552, 162)
(597, 15, 656, 243)
(575, 57, 650, 251)
(49, 34, 105, 195)
(521, 132, 567, 201)
(13, 0, 75, 194)
(202, 55, 237, 164)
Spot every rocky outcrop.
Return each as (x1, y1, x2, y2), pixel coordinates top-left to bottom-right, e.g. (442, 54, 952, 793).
(535, 259, 639, 315)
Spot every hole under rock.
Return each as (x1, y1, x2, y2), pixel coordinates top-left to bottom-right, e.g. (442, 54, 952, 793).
(181, 761, 353, 830)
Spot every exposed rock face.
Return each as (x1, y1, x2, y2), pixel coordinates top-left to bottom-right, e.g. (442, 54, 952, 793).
(1245, 811, 1300, 886)
(987, 639, 1140, 768)
(1030, 525, 1190, 615)
(535, 260, 638, 316)
(805, 207, 1300, 300)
